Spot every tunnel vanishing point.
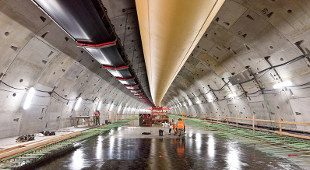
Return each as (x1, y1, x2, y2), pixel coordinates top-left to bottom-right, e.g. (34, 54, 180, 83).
(1, 0, 310, 169)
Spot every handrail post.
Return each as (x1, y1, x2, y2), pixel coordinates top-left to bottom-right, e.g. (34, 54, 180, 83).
(226, 115, 228, 125)
(182, 110, 183, 121)
(107, 112, 109, 123)
(252, 115, 255, 132)
(279, 117, 282, 135)
(236, 115, 238, 128)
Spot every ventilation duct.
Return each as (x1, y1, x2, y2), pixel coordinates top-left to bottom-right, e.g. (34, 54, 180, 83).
(33, 0, 154, 106)
(102, 65, 133, 78)
(116, 77, 136, 85)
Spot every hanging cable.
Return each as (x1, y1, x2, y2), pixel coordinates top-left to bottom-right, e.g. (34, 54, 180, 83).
(255, 54, 310, 75)
(0, 80, 26, 91)
(0, 79, 78, 102)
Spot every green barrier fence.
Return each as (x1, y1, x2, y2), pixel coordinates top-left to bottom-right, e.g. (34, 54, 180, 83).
(0, 120, 130, 169)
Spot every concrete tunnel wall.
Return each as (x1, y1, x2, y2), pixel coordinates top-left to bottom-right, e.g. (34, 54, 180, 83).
(1, 0, 310, 138)
(164, 0, 310, 133)
(0, 1, 147, 139)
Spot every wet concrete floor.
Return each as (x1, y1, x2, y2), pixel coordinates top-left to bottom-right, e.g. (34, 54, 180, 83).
(36, 126, 302, 170)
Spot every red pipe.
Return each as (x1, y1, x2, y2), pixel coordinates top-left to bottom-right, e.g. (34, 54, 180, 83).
(102, 65, 129, 70)
(77, 40, 116, 48)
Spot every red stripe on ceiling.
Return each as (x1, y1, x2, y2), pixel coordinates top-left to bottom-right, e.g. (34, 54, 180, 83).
(76, 40, 116, 48)
(102, 65, 129, 70)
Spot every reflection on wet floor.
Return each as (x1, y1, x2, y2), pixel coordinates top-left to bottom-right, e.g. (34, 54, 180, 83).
(37, 126, 302, 170)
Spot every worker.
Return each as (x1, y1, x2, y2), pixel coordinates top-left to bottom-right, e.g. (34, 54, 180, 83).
(173, 123, 177, 134)
(94, 110, 98, 125)
(169, 123, 173, 134)
(176, 118, 185, 136)
(94, 110, 100, 125)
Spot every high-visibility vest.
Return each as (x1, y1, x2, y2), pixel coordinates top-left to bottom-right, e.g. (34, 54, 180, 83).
(173, 124, 177, 132)
(177, 121, 184, 129)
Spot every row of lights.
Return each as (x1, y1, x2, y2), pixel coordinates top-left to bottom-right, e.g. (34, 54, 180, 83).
(169, 80, 293, 108)
(23, 87, 145, 112)
(23, 87, 84, 111)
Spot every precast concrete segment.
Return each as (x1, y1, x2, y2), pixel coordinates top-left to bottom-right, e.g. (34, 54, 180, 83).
(136, 0, 225, 106)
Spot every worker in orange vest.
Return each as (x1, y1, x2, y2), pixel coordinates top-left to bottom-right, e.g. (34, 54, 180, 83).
(176, 118, 185, 136)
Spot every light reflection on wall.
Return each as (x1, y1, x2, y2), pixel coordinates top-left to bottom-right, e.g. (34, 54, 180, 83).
(226, 141, 241, 170)
(69, 148, 84, 169)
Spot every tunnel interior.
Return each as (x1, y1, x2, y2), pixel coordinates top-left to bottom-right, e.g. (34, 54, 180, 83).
(0, 0, 310, 169)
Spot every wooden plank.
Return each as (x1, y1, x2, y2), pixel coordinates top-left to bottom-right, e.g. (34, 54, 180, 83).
(0, 132, 80, 160)
(26, 153, 46, 156)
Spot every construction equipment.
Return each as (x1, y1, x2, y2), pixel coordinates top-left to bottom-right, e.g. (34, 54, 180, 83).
(139, 113, 152, 127)
(151, 107, 169, 124)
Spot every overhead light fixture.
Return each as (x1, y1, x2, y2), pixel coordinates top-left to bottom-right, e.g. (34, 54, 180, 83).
(187, 99, 193, 106)
(273, 80, 292, 89)
(74, 97, 82, 111)
(117, 105, 122, 113)
(23, 87, 35, 110)
(196, 97, 201, 104)
(97, 101, 102, 111)
(207, 93, 214, 103)
(227, 93, 237, 98)
(109, 103, 114, 111)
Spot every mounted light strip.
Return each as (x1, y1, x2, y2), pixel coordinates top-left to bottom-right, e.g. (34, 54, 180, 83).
(74, 97, 83, 111)
(77, 40, 117, 48)
(273, 80, 292, 89)
(227, 93, 237, 98)
(23, 87, 35, 110)
(97, 101, 102, 110)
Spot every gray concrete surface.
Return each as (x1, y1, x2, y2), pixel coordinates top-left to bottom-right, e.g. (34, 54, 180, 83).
(0, 0, 149, 138)
(164, 0, 310, 133)
(0, 0, 310, 140)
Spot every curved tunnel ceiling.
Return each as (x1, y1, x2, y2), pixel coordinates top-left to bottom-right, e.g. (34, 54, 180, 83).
(0, 0, 151, 138)
(0, 0, 310, 139)
(162, 0, 310, 131)
(31, 0, 154, 106)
